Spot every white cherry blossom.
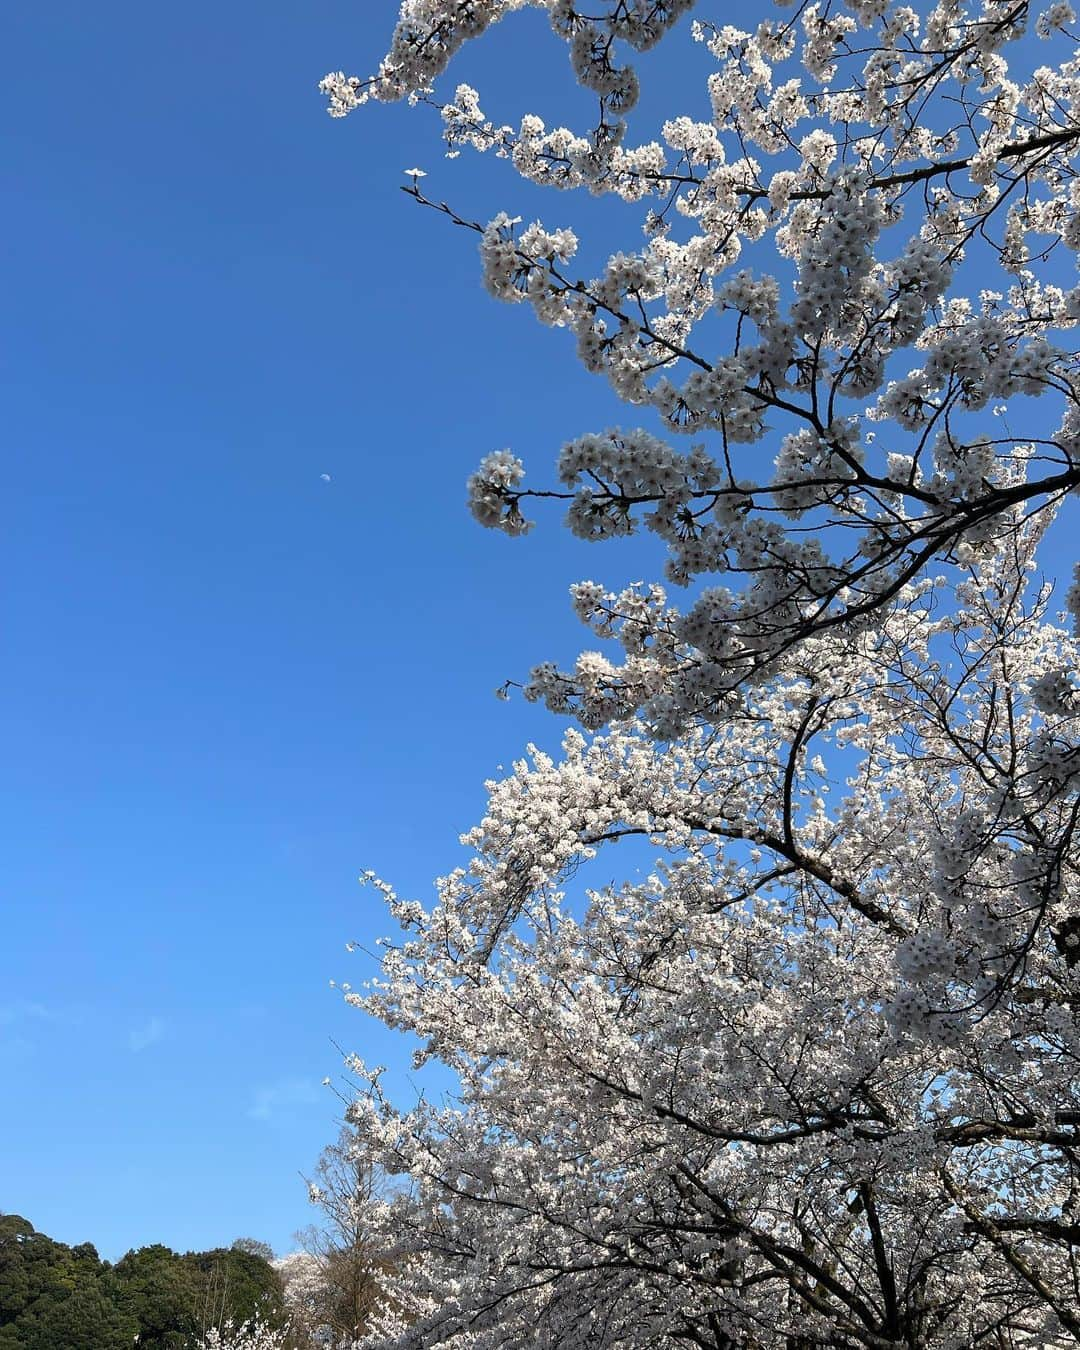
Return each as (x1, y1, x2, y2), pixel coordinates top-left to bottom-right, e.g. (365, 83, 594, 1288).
(332, 527, 1080, 1349)
(319, 4, 1080, 1343)
(326, 0, 1080, 706)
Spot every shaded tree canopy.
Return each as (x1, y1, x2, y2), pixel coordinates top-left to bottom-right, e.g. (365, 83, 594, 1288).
(183, 1247, 285, 1336)
(112, 1244, 200, 1349)
(0, 1215, 136, 1350)
(0, 1214, 284, 1350)
(230, 1240, 275, 1265)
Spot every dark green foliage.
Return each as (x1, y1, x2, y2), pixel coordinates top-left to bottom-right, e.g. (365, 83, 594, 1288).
(0, 1216, 137, 1349)
(12, 1283, 138, 1350)
(113, 1245, 199, 1349)
(182, 1247, 286, 1337)
(0, 1214, 284, 1349)
(0, 1218, 34, 1329)
(230, 1239, 274, 1265)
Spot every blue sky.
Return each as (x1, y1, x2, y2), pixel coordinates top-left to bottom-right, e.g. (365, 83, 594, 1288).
(4, 0, 1076, 1268)
(2, 0, 658, 1262)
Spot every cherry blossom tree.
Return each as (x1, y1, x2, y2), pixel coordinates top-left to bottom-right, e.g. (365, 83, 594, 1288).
(272, 1252, 328, 1348)
(335, 525, 1079, 1347)
(292, 1128, 388, 1343)
(317, 1, 1080, 1344)
(323, 0, 1080, 721)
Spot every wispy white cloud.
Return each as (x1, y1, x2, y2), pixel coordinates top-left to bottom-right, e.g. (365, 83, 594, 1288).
(0, 1003, 67, 1064)
(128, 1016, 165, 1052)
(0, 1001, 54, 1027)
(248, 1078, 321, 1121)
(0, 1035, 35, 1065)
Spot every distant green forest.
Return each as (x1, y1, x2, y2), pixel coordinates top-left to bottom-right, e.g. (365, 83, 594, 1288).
(0, 1213, 284, 1349)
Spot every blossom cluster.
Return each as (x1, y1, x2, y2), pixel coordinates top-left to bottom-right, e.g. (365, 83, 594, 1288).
(336, 529, 1080, 1348)
(194, 1321, 290, 1350)
(327, 0, 1080, 701)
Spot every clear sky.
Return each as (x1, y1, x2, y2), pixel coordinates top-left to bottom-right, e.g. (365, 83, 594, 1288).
(4, 0, 1076, 1269)
(2, 0, 663, 1263)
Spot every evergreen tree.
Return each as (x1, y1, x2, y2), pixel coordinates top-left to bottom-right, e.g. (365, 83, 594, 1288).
(113, 1245, 198, 1350)
(0, 1215, 285, 1349)
(183, 1248, 285, 1340)
(0, 1215, 136, 1350)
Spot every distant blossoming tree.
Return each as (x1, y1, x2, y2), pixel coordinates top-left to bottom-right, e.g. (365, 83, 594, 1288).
(273, 1251, 328, 1347)
(319, 1, 1080, 1345)
(291, 1128, 388, 1344)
